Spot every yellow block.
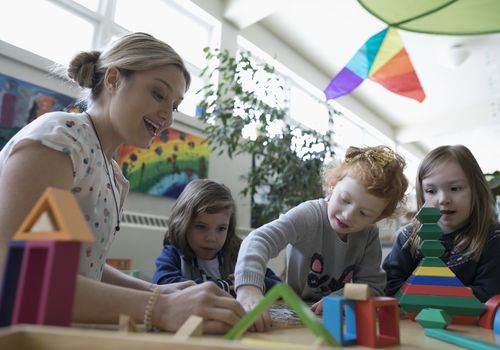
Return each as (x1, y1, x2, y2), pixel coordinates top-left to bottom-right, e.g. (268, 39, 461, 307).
(414, 266, 456, 277)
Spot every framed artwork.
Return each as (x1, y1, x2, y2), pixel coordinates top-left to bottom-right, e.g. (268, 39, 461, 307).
(0, 73, 76, 150)
(117, 128, 209, 199)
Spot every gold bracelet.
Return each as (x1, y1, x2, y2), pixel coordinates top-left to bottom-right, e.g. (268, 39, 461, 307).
(144, 285, 161, 332)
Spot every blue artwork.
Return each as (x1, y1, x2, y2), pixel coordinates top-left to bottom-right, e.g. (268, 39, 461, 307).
(0, 73, 76, 149)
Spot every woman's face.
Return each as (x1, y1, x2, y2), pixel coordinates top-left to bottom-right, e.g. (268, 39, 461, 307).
(108, 65, 186, 148)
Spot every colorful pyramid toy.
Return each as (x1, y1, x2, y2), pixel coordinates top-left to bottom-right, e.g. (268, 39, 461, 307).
(397, 203, 484, 325)
(324, 26, 425, 102)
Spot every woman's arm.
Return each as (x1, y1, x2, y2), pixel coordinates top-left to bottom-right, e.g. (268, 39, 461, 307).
(74, 275, 244, 333)
(0, 141, 74, 280)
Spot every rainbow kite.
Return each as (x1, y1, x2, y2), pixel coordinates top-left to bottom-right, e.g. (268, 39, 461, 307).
(324, 27, 425, 102)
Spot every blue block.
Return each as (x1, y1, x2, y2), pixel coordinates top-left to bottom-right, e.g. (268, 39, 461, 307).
(494, 305, 500, 335)
(0, 241, 25, 327)
(323, 296, 356, 345)
(408, 275, 464, 287)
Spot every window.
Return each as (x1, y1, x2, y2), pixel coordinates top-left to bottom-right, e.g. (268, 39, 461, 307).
(114, 0, 214, 69)
(0, 0, 94, 65)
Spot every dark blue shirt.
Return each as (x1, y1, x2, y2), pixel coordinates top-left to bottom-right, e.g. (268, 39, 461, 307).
(153, 245, 281, 296)
(383, 223, 500, 302)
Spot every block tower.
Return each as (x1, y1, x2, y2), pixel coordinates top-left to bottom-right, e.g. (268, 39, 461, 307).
(0, 187, 94, 327)
(397, 203, 484, 325)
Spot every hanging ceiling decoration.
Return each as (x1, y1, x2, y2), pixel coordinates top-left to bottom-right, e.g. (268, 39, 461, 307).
(357, 0, 500, 35)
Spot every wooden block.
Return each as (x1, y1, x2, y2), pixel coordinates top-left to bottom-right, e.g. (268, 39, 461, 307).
(415, 308, 451, 329)
(425, 328, 499, 350)
(413, 266, 456, 277)
(398, 294, 485, 316)
(416, 205, 441, 223)
(223, 283, 339, 347)
(0, 241, 25, 327)
(418, 240, 445, 257)
(407, 275, 464, 287)
(323, 296, 356, 345)
(417, 223, 443, 240)
(344, 283, 370, 300)
(13, 187, 94, 242)
(407, 312, 479, 325)
(118, 314, 137, 333)
(400, 283, 475, 297)
(495, 307, 500, 335)
(12, 240, 81, 326)
(174, 315, 203, 339)
(355, 297, 400, 347)
(419, 257, 447, 267)
(479, 295, 500, 329)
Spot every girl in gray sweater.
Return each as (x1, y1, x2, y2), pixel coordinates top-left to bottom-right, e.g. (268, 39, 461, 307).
(235, 145, 408, 331)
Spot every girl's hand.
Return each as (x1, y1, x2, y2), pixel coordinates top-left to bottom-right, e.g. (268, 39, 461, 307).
(157, 280, 196, 294)
(236, 285, 270, 332)
(154, 282, 245, 334)
(310, 299, 324, 315)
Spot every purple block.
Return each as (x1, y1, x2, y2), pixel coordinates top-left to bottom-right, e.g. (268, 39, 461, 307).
(0, 240, 25, 327)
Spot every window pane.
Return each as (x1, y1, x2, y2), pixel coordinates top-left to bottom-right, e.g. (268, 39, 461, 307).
(0, 0, 94, 65)
(179, 73, 203, 116)
(72, 0, 99, 12)
(290, 85, 329, 133)
(333, 115, 363, 149)
(114, 0, 211, 68)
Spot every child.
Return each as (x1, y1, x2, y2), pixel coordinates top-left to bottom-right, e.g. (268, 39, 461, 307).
(383, 144, 500, 302)
(153, 179, 280, 296)
(0, 32, 243, 333)
(235, 145, 408, 330)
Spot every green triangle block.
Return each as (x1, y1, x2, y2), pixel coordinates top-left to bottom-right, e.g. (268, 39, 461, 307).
(419, 240, 445, 257)
(417, 223, 443, 240)
(415, 308, 451, 329)
(419, 257, 447, 267)
(224, 283, 339, 347)
(416, 206, 441, 223)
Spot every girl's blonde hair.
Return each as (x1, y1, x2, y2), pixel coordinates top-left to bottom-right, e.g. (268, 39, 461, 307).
(164, 179, 241, 262)
(408, 145, 495, 260)
(65, 32, 190, 104)
(322, 145, 408, 219)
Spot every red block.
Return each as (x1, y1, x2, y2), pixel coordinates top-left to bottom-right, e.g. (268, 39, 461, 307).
(479, 295, 500, 329)
(355, 297, 400, 347)
(400, 283, 475, 298)
(12, 240, 81, 326)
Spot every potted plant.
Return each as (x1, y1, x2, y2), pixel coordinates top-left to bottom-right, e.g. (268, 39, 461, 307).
(197, 48, 338, 227)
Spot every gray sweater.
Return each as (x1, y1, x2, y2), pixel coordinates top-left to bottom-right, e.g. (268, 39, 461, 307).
(235, 199, 385, 301)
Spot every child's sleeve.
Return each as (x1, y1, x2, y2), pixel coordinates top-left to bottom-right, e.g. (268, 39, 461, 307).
(234, 201, 313, 292)
(353, 226, 386, 296)
(152, 245, 190, 285)
(382, 225, 418, 296)
(263, 267, 281, 293)
(467, 225, 500, 302)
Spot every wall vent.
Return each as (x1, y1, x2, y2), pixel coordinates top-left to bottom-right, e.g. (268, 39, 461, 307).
(121, 211, 168, 230)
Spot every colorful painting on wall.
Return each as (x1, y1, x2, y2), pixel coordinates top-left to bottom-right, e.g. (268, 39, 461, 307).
(117, 128, 209, 199)
(0, 73, 76, 150)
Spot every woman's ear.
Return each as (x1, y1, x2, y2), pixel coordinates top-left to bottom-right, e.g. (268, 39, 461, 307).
(104, 66, 121, 93)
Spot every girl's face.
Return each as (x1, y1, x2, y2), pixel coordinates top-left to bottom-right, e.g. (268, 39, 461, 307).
(108, 65, 186, 148)
(421, 160, 472, 234)
(327, 176, 387, 238)
(186, 210, 231, 260)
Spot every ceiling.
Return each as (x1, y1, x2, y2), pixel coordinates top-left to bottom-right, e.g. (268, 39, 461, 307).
(222, 0, 500, 173)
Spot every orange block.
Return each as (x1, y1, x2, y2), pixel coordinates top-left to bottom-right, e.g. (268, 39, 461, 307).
(13, 187, 94, 242)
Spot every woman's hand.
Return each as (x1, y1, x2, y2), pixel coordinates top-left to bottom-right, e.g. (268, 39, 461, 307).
(157, 280, 195, 294)
(236, 285, 271, 332)
(154, 282, 245, 334)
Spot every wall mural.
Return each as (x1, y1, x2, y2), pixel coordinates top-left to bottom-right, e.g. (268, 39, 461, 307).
(0, 72, 76, 150)
(117, 128, 209, 199)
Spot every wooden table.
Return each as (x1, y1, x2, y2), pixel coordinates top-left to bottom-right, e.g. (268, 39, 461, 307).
(0, 320, 498, 349)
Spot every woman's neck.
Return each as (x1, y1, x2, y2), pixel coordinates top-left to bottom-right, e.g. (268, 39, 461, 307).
(84, 108, 120, 160)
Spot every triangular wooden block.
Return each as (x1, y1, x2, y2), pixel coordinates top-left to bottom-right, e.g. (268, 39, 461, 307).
(118, 314, 137, 333)
(174, 315, 203, 339)
(13, 187, 94, 242)
(224, 283, 339, 347)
